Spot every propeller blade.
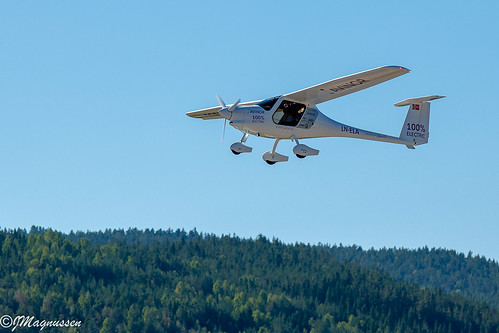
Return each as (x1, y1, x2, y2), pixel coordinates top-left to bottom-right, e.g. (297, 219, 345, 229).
(221, 118, 227, 143)
(216, 94, 226, 108)
(228, 98, 241, 112)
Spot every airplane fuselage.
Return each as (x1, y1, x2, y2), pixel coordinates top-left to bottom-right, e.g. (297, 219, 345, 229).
(228, 101, 407, 146)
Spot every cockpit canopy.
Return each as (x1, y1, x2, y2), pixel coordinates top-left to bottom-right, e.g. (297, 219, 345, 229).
(256, 96, 280, 111)
(256, 96, 315, 128)
(272, 100, 306, 127)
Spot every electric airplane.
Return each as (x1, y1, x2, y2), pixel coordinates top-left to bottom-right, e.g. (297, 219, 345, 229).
(187, 66, 444, 164)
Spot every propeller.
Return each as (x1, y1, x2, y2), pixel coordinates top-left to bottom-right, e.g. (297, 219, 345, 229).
(228, 98, 240, 112)
(216, 94, 226, 108)
(221, 116, 227, 143)
(216, 95, 240, 143)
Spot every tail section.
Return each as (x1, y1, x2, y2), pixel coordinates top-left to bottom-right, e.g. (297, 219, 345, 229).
(396, 95, 445, 148)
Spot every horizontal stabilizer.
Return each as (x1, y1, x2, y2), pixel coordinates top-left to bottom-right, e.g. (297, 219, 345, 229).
(394, 95, 445, 107)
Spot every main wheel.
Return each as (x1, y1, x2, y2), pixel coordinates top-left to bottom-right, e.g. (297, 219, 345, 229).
(231, 149, 241, 155)
(265, 160, 276, 165)
(296, 154, 306, 159)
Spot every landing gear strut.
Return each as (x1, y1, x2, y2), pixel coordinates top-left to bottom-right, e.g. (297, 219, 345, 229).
(230, 132, 252, 155)
(262, 139, 289, 165)
(291, 136, 319, 159)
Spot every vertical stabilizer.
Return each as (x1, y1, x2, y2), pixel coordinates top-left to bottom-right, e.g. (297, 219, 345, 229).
(396, 95, 445, 147)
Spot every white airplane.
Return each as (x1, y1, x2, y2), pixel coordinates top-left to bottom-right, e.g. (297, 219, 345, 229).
(187, 66, 444, 164)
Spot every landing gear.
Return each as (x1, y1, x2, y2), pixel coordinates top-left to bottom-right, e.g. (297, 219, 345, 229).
(262, 139, 289, 165)
(291, 136, 319, 159)
(230, 132, 252, 155)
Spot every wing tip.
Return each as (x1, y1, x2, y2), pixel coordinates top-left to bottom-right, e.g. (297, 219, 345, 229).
(384, 65, 411, 72)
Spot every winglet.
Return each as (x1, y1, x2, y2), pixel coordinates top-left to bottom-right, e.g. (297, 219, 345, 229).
(394, 95, 445, 107)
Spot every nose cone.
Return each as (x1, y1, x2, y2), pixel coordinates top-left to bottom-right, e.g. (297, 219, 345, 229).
(218, 108, 231, 120)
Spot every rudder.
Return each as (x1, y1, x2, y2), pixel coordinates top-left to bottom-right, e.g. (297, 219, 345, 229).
(396, 95, 445, 147)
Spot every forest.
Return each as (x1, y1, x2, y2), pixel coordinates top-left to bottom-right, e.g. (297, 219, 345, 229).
(0, 227, 498, 332)
(328, 245, 499, 310)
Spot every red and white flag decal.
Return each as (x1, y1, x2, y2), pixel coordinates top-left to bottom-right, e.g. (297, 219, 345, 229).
(412, 104, 420, 110)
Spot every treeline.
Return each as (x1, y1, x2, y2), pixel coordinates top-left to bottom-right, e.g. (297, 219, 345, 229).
(328, 245, 499, 310)
(0, 227, 497, 332)
(56, 227, 499, 310)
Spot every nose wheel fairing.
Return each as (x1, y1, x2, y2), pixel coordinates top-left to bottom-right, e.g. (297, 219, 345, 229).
(230, 132, 252, 155)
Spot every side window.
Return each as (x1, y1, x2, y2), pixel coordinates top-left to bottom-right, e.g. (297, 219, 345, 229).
(272, 100, 306, 127)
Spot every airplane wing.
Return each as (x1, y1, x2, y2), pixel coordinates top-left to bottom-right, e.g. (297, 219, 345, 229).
(186, 100, 261, 120)
(186, 106, 224, 120)
(283, 66, 410, 105)
(187, 66, 409, 119)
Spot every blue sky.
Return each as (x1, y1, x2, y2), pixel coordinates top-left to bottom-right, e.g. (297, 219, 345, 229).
(1, 1, 498, 260)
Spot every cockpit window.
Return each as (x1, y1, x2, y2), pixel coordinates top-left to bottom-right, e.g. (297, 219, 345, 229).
(272, 100, 306, 127)
(256, 96, 280, 111)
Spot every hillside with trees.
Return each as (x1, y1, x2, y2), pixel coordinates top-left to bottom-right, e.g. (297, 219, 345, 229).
(62, 227, 499, 310)
(0, 227, 498, 332)
(328, 245, 499, 310)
